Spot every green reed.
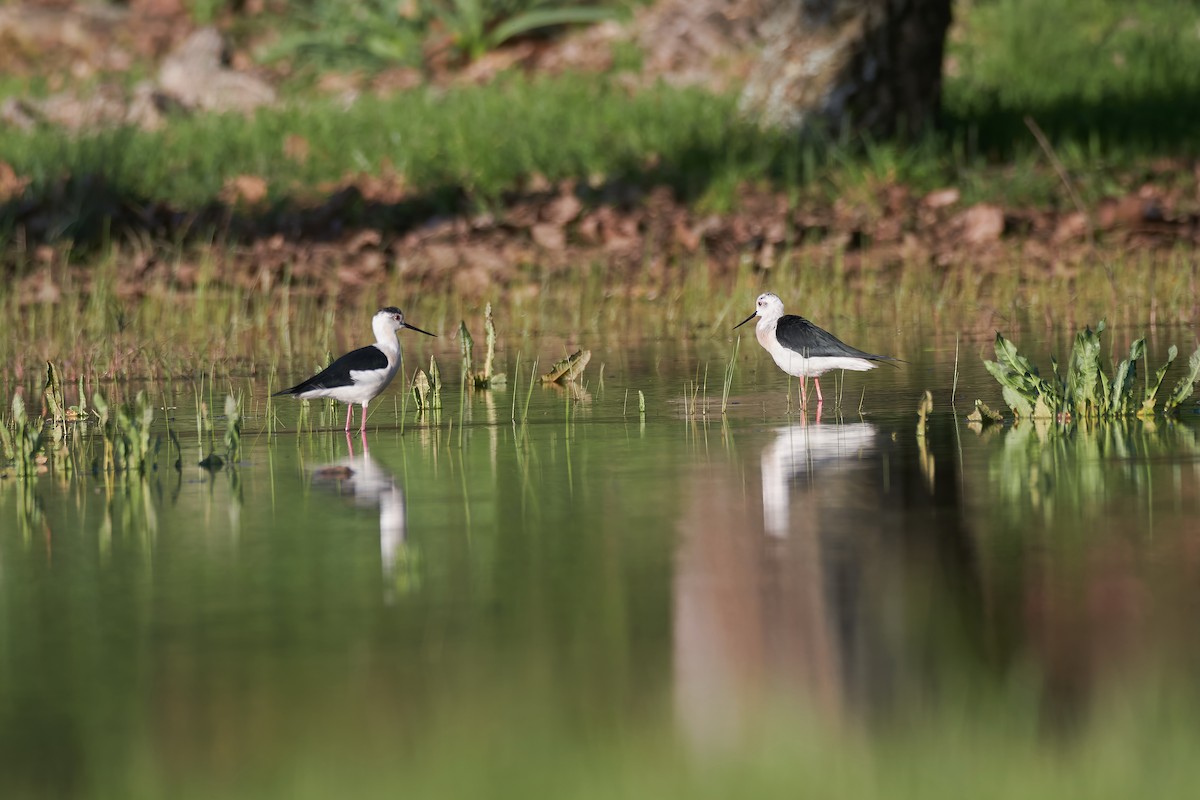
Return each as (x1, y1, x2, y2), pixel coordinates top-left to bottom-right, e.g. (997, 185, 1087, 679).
(721, 336, 740, 414)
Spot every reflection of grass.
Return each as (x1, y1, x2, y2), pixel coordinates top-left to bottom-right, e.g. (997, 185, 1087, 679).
(982, 417, 1200, 527)
(3, 674, 1192, 799)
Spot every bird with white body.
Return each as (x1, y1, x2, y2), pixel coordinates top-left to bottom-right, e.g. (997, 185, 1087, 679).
(274, 306, 434, 432)
(735, 293, 898, 407)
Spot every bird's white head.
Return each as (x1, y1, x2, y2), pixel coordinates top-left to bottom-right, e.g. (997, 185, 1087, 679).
(734, 292, 785, 329)
(374, 306, 436, 343)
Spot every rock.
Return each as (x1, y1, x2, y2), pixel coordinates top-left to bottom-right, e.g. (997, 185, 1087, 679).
(221, 175, 269, 206)
(1052, 211, 1090, 243)
(957, 203, 1005, 245)
(541, 191, 583, 226)
(923, 187, 960, 209)
(531, 222, 567, 251)
(0, 98, 38, 130)
(158, 27, 276, 113)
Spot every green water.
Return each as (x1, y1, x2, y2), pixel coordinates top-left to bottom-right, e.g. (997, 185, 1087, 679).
(4, 328, 1200, 799)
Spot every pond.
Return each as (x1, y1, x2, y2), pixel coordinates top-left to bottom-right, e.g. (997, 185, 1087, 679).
(3, 324, 1200, 798)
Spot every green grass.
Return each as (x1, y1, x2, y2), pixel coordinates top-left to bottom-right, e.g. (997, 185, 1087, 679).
(946, 0, 1200, 151)
(0, 76, 759, 225)
(0, 1, 1195, 250)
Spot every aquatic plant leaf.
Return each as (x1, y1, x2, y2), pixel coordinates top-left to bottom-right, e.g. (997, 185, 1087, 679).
(44, 361, 66, 425)
(985, 357, 1037, 417)
(411, 369, 431, 410)
(1110, 338, 1145, 415)
(1140, 344, 1177, 417)
(1165, 346, 1200, 413)
(92, 392, 109, 424)
(0, 410, 14, 460)
(428, 356, 442, 409)
(1031, 393, 1054, 420)
(987, 332, 1059, 409)
(1067, 324, 1104, 417)
(1001, 385, 1033, 419)
(481, 302, 498, 385)
(223, 394, 242, 460)
(993, 333, 1040, 383)
(459, 321, 474, 380)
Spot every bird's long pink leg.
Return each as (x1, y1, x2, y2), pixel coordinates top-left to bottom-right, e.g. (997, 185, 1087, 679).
(814, 378, 824, 404)
(344, 404, 353, 432)
(799, 380, 807, 410)
(359, 403, 368, 433)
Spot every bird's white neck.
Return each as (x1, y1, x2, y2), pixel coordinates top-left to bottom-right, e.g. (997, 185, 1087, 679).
(756, 311, 782, 334)
(755, 315, 777, 351)
(372, 316, 400, 355)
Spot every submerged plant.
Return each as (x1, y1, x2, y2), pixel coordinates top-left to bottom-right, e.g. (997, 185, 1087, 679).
(93, 391, 158, 475)
(461, 304, 507, 389)
(541, 350, 591, 384)
(967, 399, 1004, 427)
(916, 390, 933, 437)
(1164, 347, 1200, 414)
(412, 356, 444, 412)
(43, 361, 67, 428)
(1, 394, 45, 476)
(223, 394, 243, 464)
(983, 322, 1200, 420)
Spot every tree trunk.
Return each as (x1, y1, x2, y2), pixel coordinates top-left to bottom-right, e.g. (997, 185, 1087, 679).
(738, 0, 953, 138)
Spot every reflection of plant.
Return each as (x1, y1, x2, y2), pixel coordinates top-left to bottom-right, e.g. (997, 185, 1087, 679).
(984, 322, 1200, 420)
(984, 418, 1199, 525)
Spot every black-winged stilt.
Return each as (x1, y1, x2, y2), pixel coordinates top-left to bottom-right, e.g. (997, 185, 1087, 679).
(735, 293, 897, 406)
(274, 306, 434, 432)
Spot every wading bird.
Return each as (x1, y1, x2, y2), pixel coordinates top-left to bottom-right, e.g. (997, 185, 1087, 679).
(735, 293, 897, 407)
(274, 306, 434, 432)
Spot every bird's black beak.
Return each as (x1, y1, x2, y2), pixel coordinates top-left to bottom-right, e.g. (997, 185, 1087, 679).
(734, 312, 757, 330)
(404, 321, 436, 337)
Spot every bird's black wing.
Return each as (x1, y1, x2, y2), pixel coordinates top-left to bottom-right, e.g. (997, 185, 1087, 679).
(775, 315, 896, 361)
(275, 345, 389, 395)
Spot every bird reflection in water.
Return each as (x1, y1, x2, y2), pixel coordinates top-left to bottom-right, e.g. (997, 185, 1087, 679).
(759, 423, 878, 538)
(312, 431, 414, 600)
(675, 420, 984, 753)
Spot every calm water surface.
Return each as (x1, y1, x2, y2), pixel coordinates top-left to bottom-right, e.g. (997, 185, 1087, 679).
(4, 327, 1200, 798)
